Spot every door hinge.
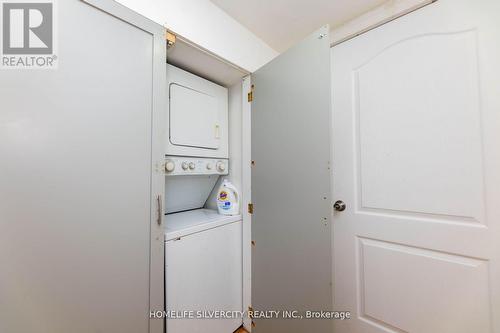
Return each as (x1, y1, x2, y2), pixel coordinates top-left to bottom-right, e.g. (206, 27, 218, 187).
(251, 240, 256, 246)
(247, 84, 254, 102)
(248, 203, 254, 214)
(166, 31, 176, 48)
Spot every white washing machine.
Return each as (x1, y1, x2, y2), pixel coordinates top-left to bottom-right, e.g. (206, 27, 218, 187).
(165, 209, 242, 333)
(166, 64, 229, 158)
(164, 156, 242, 332)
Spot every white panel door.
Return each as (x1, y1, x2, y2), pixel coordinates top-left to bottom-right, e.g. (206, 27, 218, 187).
(332, 1, 500, 332)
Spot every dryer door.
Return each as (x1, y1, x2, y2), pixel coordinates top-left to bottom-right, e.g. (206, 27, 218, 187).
(166, 65, 229, 158)
(170, 83, 219, 149)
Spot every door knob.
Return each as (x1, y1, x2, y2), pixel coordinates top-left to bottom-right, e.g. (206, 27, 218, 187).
(334, 200, 346, 212)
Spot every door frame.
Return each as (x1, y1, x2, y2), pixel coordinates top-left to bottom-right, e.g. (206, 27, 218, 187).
(330, 0, 437, 46)
(81, 1, 167, 332)
(241, 75, 253, 331)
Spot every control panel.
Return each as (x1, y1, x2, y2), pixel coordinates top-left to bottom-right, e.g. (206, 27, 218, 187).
(164, 156, 229, 176)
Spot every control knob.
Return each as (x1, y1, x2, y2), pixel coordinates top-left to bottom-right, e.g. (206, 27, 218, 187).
(216, 161, 226, 172)
(189, 162, 196, 170)
(165, 160, 175, 173)
(181, 162, 189, 170)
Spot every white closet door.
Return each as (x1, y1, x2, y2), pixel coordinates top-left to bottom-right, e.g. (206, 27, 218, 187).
(0, 1, 166, 332)
(251, 26, 332, 333)
(332, 0, 500, 332)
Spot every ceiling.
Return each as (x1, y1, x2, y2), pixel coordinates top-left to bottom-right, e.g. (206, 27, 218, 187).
(210, 0, 388, 52)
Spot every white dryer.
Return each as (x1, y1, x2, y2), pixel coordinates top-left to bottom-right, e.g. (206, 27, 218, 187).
(166, 64, 229, 158)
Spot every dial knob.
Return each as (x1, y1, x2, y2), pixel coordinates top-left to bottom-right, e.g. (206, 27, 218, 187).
(206, 163, 213, 170)
(181, 162, 189, 170)
(165, 160, 175, 172)
(188, 162, 196, 170)
(216, 161, 226, 172)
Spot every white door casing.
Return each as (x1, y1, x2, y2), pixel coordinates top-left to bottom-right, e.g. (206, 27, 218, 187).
(332, 0, 500, 332)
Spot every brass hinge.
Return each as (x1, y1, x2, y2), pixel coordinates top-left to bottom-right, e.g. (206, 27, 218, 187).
(166, 31, 176, 48)
(247, 84, 254, 102)
(248, 203, 254, 214)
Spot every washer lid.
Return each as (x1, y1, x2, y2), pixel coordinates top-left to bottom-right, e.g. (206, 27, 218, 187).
(165, 209, 241, 241)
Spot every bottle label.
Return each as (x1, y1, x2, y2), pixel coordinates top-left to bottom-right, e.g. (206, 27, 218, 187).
(218, 191, 232, 211)
(220, 201, 231, 210)
(219, 191, 228, 201)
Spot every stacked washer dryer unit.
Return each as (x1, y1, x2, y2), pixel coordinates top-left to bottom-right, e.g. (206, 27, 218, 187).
(164, 65, 243, 333)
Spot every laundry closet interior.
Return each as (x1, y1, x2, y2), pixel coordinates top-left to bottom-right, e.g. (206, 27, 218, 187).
(161, 21, 333, 332)
(164, 20, 331, 333)
(162, 33, 253, 333)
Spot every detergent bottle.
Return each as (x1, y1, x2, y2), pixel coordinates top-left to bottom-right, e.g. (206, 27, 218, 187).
(217, 179, 240, 215)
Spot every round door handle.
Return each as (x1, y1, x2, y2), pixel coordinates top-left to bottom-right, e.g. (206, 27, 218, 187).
(334, 200, 346, 212)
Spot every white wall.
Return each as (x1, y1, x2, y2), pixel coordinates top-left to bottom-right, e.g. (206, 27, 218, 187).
(116, 0, 278, 72)
(206, 81, 242, 210)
